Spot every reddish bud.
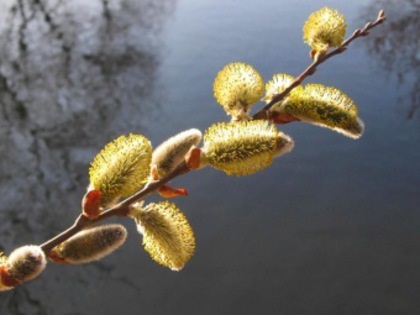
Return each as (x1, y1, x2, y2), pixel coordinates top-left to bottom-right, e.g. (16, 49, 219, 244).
(270, 112, 300, 124)
(82, 189, 102, 219)
(158, 185, 188, 198)
(185, 147, 203, 170)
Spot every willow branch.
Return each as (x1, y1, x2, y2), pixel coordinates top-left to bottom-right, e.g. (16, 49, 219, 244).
(40, 10, 386, 255)
(40, 161, 191, 253)
(252, 10, 386, 120)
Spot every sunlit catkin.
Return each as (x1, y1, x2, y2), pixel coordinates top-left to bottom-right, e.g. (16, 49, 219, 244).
(130, 201, 195, 271)
(89, 134, 152, 206)
(202, 121, 294, 176)
(263, 73, 305, 107)
(152, 128, 202, 178)
(263, 73, 296, 100)
(49, 224, 127, 264)
(0, 246, 47, 290)
(213, 62, 264, 120)
(271, 83, 364, 139)
(303, 7, 346, 53)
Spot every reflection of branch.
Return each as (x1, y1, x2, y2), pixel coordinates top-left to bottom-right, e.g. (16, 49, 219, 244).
(17, 0, 30, 54)
(31, 0, 56, 31)
(0, 70, 27, 121)
(253, 10, 386, 120)
(361, 0, 419, 118)
(101, 0, 112, 21)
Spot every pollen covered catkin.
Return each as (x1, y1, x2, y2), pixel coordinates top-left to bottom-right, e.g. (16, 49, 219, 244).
(263, 73, 298, 102)
(202, 120, 294, 176)
(50, 224, 127, 264)
(152, 128, 202, 177)
(131, 201, 195, 271)
(270, 83, 364, 139)
(89, 134, 152, 206)
(303, 7, 347, 52)
(213, 62, 264, 119)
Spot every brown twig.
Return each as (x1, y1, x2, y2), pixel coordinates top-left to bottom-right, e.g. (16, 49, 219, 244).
(252, 10, 386, 121)
(40, 161, 191, 254)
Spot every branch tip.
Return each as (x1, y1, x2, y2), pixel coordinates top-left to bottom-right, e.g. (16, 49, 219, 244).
(252, 9, 386, 119)
(378, 10, 385, 19)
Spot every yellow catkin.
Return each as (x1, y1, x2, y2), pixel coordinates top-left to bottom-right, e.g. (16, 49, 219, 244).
(272, 83, 364, 139)
(50, 224, 127, 264)
(89, 134, 152, 206)
(264, 73, 296, 99)
(152, 128, 202, 178)
(213, 62, 264, 119)
(303, 7, 346, 52)
(131, 201, 195, 271)
(263, 73, 304, 108)
(202, 121, 294, 176)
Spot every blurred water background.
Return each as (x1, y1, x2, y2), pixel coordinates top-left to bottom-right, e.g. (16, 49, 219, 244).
(0, 0, 419, 314)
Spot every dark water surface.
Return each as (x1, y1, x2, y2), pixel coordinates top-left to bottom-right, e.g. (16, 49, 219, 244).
(0, 0, 419, 314)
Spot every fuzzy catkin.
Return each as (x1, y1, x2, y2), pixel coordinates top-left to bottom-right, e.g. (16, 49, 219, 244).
(213, 62, 264, 119)
(89, 134, 152, 206)
(264, 73, 297, 100)
(152, 129, 202, 177)
(303, 7, 347, 52)
(202, 120, 294, 176)
(271, 83, 364, 139)
(263, 73, 305, 108)
(0, 245, 47, 290)
(132, 201, 195, 271)
(50, 224, 127, 264)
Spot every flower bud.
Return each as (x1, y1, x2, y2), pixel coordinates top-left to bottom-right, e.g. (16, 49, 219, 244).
(202, 121, 294, 176)
(130, 201, 195, 271)
(213, 62, 264, 120)
(0, 245, 46, 290)
(89, 134, 152, 206)
(49, 224, 127, 264)
(152, 129, 202, 178)
(303, 7, 347, 53)
(82, 189, 102, 219)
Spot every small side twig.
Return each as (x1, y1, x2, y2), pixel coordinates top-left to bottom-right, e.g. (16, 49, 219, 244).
(252, 10, 386, 121)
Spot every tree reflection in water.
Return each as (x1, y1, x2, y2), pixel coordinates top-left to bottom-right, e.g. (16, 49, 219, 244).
(0, 0, 175, 312)
(361, 0, 419, 118)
